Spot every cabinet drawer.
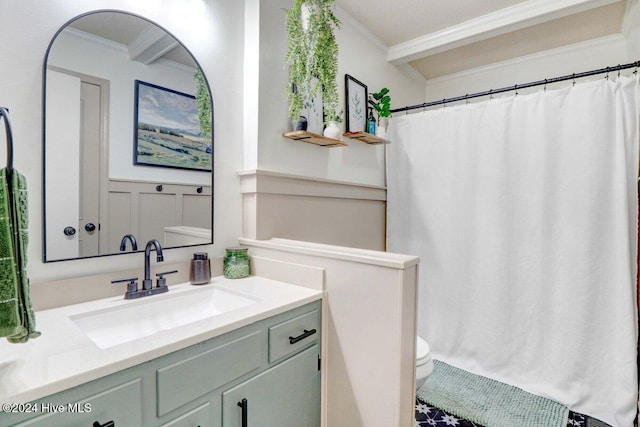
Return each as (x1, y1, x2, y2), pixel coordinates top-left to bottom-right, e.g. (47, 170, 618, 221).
(157, 331, 262, 416)
(160, 402, 210, 427)
(269, 309, 319, 362)
(15, 379, 142, 427)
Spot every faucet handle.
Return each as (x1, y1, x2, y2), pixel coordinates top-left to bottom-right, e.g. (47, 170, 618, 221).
(112, 277, 139, 296)
(155, 270, 178, 288)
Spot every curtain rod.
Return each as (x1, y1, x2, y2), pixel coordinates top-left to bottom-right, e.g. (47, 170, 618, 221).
(390, 60, 640, 114)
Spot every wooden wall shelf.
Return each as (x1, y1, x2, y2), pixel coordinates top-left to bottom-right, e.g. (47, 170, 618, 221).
(343, 131, 390, 145)
(283, 131, 347, 147)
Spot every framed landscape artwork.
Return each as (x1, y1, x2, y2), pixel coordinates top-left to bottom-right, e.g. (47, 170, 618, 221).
(345, 74, 367, 132)
(134, 80, 212, 172)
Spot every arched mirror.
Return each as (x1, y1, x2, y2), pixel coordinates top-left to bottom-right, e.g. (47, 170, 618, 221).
(43, 10, 213, 262)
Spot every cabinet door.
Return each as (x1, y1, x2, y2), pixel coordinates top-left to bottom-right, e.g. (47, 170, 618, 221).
(14, 379, 142, 427)
(222, 345, 320, 427)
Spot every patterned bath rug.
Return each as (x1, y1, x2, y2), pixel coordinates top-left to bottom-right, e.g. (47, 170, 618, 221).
(416, 360, 569, 427)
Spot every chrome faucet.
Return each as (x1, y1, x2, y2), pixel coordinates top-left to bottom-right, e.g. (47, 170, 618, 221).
(119, 234, 138, 252)
(143, 239, 164, 290)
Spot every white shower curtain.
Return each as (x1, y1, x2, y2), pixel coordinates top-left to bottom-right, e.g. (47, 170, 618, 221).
(387, 76, 639, 427)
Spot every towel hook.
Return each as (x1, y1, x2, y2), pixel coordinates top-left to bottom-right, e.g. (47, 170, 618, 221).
(0, 107, 13, 177)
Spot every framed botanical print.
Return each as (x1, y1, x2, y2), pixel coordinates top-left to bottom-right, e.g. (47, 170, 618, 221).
(345, 74, 367, 132)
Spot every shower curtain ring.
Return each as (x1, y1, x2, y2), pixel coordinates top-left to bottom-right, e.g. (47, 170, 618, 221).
(514, 84, 519, 96)
(617, 64, 621, 78)
(465, 94, 469, 105)
(605, 67, 610, 80)
(572, 73, 576, 86)
(489, 89, 493, 100)
(544, 79, 548, 92)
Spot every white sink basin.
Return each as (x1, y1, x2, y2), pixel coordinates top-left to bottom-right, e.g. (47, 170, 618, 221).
(70, 286, 260, 349)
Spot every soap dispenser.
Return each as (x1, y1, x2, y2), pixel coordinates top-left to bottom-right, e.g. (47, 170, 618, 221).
(189, 252, 211, 285)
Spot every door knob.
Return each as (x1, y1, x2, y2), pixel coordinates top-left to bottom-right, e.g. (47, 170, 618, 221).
(85, 223, 96, 232)
(63, 226, 76, 236)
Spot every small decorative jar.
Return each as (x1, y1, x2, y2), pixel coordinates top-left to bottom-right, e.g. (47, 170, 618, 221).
(223, 247, 251, 279)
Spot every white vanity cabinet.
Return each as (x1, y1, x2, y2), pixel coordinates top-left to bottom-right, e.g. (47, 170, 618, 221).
(1, 300, 321, 427)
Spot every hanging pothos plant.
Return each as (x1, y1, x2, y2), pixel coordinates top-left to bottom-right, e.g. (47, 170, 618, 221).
(193, 69, 212, 139)
(286, 0, 340, 125)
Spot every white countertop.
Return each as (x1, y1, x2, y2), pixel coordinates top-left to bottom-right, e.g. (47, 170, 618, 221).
(0, 275, 322, 404)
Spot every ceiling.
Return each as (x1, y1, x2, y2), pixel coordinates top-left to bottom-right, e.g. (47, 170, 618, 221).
(335, 0, 630, 80)
(68, 12, 196, 68)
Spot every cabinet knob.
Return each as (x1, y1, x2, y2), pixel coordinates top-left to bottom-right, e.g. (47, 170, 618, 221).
(63, 226, 76, 236)
(85, 222, 96, 232)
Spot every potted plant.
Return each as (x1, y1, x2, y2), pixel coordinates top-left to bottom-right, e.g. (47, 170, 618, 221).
(286, 0, 340, 130)
(368, 87, 391, 136)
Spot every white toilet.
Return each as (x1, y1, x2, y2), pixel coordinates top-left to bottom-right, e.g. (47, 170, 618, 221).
(415, 336, 434, 390)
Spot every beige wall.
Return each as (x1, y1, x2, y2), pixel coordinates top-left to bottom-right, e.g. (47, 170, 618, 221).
(240, 170, 387, 251)
(423, 34, 631, 104)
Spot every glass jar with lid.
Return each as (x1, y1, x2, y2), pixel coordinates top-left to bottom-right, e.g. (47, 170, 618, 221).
(223, 247, 251, 279)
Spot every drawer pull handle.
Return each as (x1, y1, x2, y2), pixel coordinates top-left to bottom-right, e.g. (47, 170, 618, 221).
(92, 421, 115, 427)
(238, 398, 248, 427)
(289, 328, 317, 345)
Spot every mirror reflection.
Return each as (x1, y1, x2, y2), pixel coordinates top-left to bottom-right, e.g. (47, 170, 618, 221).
(43, 11, 213, 262)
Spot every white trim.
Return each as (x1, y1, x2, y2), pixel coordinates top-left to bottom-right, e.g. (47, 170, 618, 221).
(237, 169, 386, 190)
(127, 25, 178, 64)
(387, 0, 621, 64)
(239, 237, 419, 270)
(425, 34, 627, 86)
(63, 27, 127, 55)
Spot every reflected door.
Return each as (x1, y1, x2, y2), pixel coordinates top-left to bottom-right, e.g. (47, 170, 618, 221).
(45, 70, 81, 260)
(79, 81, 102, 257)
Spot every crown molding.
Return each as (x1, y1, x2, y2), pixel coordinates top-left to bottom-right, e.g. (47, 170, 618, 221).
(387, 0, 621, 65)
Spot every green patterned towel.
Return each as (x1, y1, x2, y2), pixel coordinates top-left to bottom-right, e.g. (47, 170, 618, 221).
(0, 168, 39, 342)
(417, 360, 569, 427)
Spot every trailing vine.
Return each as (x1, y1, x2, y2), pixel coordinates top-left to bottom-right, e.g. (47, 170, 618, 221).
(286, 0, 340, 124)
(193, 69, 212, 139)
